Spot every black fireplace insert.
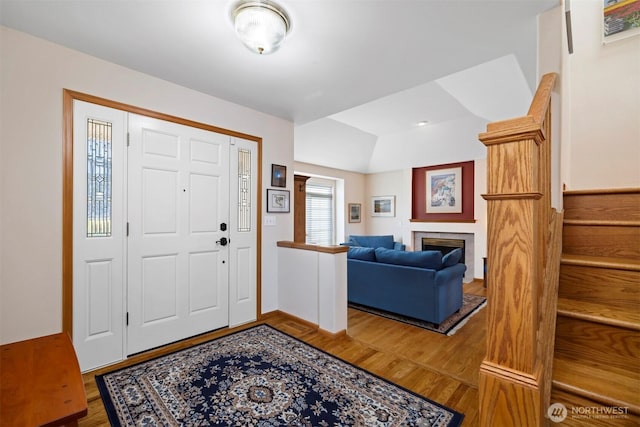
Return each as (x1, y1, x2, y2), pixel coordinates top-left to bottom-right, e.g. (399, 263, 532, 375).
(422, 238, 465, 264)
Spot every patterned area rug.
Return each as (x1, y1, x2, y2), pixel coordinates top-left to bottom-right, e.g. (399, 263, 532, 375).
(97, 324, 464, 426)
(349, 294, 487, 336)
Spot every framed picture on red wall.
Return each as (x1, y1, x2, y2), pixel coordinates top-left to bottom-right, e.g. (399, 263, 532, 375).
(412, 161, 474, 222)
(426, 167, 463, 213)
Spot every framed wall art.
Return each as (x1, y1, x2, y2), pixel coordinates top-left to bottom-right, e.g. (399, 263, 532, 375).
(371, 196, 395, 217)
(267, 189, 290, 213)
(411, 161, 475, 222)
(603, 0, 640, 44)
(426, 167, 462, 214)
(348, 203, 361, 223)
(271, 164, 287, 188)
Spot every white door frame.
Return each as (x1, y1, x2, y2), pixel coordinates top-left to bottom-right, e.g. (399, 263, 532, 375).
(62, 89, 262, 364)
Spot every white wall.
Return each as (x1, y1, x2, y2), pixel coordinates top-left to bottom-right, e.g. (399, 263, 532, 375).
(0, 27, 294, 344)
(562, 0, 640, 190)
(278, 246, 347, 334)
(365, 171, 407, 242)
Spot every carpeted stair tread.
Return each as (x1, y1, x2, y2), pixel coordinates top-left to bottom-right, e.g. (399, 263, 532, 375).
(557, 297, 640, 331)
(552, 357, 640, 414)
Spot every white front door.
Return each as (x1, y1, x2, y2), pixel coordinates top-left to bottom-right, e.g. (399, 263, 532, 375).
(126, 114, 230, 354)
(72, 100, 258, 371)
(72, 101, 126, 371)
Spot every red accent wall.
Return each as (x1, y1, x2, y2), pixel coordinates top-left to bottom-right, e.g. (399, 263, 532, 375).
(411, 161, 475, 221)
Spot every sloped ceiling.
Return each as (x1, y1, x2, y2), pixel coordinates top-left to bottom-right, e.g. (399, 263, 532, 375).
(0, 0, 559, 173)
(297, 54, 535, 172)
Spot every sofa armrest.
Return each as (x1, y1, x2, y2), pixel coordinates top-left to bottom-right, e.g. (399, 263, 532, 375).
(433, 263, 466, 322)
(435, 263, 467, 286)
(393, 242, 406, 251)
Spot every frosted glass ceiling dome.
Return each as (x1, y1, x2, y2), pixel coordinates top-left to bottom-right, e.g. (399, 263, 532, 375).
(232, 1, 291, 55)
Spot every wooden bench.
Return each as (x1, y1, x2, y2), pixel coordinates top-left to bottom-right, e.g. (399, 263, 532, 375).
(1, 332, 87, 426)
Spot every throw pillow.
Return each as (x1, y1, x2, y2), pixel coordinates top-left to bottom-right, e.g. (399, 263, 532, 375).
(442, 248, 463, 267)
(374, 247, 442, 270)
(348, 237, 361, 247)
(347, 246, 376, 261)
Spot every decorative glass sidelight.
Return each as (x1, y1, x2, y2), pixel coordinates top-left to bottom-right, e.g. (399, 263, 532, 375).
(86, 118, 113, 237)
(238, 149, 251, 232)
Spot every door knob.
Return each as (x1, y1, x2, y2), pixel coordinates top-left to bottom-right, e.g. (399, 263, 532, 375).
(216, 237, 228, 246)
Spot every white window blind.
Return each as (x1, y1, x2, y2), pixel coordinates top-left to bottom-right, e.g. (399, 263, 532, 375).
(305, 179, 334, 245)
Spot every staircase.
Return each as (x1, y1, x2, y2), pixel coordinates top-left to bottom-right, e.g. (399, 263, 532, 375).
(551, 188, 640, 425)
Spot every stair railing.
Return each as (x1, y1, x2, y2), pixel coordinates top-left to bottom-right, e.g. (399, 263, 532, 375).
(478, 73, 560, 426)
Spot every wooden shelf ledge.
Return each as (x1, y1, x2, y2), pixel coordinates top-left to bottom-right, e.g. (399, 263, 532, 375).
(276, 241, 348, 254)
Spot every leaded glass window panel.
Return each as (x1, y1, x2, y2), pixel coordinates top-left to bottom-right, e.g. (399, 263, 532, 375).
(238, 149, 251, 232)
(86, 118, 113, 237)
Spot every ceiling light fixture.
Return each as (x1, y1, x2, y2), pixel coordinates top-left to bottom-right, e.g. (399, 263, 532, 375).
(232, 0, 291, 55)
(417, 120, 429, 127)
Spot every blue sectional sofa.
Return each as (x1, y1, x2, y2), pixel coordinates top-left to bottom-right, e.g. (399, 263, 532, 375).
(347, 246, 466, 325)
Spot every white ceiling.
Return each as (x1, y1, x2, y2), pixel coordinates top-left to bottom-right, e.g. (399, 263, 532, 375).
(0, 0, 558, 173)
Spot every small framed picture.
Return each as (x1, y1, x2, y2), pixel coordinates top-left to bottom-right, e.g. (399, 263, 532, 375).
(348, 203, 361, 223)
(271, 164, 287, 188)
(371, 196, 395, 217)
(267, 189, 290, 213)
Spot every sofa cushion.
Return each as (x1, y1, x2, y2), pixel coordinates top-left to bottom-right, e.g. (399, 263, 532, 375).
(347, 246, 377, 261)
(350, 235, 395, 249)
(442, 248, 463, 267)
(374, 247, 442, 270)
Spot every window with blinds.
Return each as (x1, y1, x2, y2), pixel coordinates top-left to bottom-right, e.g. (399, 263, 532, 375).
(305, 179, 335, 246)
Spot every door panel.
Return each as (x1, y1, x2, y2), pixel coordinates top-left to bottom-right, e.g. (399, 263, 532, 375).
(190, 173, 219, 232)
(228, 138, 258, 326)
(72, 101, 126, 372)
(85, 260, 113, 335)
(142, 254, 178, 323)
(235, 247, 252, 301)
(189, 251, 220, 311)
(127, 114, 229, 354)
(143, 168, 178, 234)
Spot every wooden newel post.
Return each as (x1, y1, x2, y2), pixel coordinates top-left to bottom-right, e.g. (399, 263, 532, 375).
(479, 128, 544, 426)
(477, 73, 556, 426)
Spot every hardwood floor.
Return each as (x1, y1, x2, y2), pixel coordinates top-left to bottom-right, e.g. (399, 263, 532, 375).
(79, 281, 487, 426)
